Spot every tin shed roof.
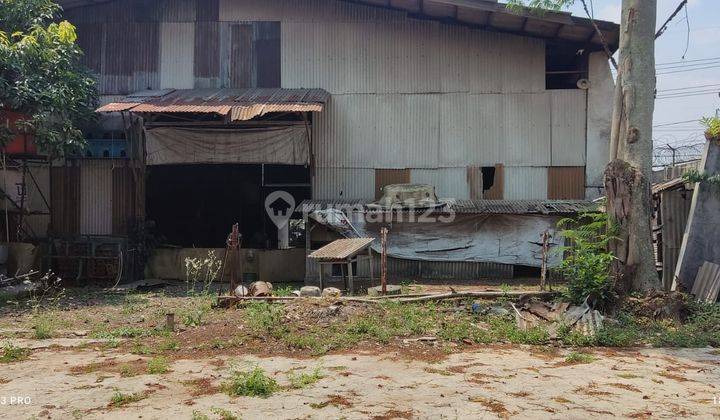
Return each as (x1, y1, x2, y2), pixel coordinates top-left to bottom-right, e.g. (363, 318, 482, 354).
(96, 88, 331, 121)
(309, 238, 376, 261)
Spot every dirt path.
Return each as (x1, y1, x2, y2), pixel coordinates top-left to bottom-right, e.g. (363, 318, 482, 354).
(1, 341, 718, 419)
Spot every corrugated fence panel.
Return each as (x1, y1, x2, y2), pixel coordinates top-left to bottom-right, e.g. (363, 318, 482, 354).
(661, 189, 693, 291)
(313, 168, 375, 200)
(503, 93, 552, 166)
(411, 168, 468, 199)
(160, 22, 195, 89)
(80, 161, 114, 235)
(551, 90, 587, 166)
(112, 163, 136, 235)
(547, 167, 586, 199)
(504, 167, 548, 200)
(51, 165, 81, 236)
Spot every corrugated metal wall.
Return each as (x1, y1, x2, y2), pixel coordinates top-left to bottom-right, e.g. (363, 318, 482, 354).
(66, 0, 593, 201)
(80, 160, 114, 235)
(660, 189, 693, 291)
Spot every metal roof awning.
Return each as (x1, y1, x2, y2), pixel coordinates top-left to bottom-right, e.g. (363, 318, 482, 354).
(96, 88, 331, 121)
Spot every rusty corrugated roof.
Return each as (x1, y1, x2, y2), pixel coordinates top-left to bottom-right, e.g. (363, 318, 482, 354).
(96, 88, 331, 121)
(652, 177, 691, 195)
(301, 199, 594, 215)
(309, 238, 375, 261)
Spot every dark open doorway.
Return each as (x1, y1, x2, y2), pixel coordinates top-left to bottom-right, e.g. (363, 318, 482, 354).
(146, 164, 311, 248)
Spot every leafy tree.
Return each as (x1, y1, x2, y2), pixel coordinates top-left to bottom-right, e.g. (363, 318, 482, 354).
(508, 0, 660, 294)
(0, 0, 97, 156)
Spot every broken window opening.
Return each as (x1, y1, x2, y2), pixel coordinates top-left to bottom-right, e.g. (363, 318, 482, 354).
(481, 166, 496, 193)
(546, 42, 590, 90)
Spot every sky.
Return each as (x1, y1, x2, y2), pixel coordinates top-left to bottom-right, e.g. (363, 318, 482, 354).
(564, 0, 720, 166)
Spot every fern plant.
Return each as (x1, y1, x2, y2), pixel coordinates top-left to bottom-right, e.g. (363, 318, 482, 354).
(700, 116, 720, 139)
(556, 212, 617, 305)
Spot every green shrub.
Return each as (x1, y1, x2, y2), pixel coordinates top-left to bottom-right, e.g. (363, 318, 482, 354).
(0, 344, 29, 363)
(564, 351, 595, 364)
(147, 356, 170, 374)
(287, 367, 324, 389)
(109, 391, 146, 407)
(222, 366, 279, 398)
(557, 212, 616, 305)
(244, 302, 287, 338)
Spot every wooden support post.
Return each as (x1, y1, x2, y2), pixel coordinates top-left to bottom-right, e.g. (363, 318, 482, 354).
(540, 230, 550, 291)
(368, 248, 374, 287)
(319, 262, 324, 291)
(348, 260, 354, 296)
(381, 227, 388, 295)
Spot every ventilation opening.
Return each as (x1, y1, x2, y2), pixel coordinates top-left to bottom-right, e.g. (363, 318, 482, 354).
(481, 166, 496, 193)
(546, 42, 589, 90)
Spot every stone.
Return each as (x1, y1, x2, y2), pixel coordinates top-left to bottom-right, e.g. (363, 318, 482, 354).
(233, 285, 249, 297)
(300, 286, 321, 297)
(322, 287, 342, 298)
(367, 285, 402, 296)
(248, 281, 273, 296)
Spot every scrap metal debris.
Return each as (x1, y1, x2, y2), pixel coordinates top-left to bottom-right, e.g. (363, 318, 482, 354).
(512, 296, 605, 337)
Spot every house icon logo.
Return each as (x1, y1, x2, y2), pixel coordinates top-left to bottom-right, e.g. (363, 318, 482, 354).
(265, 190, 296, 229)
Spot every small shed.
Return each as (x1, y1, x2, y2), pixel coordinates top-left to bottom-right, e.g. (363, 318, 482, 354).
(652, 178, 694, 291)
(308, 238, 375, 294)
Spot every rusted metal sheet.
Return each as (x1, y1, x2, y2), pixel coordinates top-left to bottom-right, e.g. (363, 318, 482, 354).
(484, 164, 504, 200)
(467, 166, 482, 200)
(301, 199, 593, 215)
(230, 24, 253, 88)
(112, 162, 135, 235)
(309, 238, 375, 261)
(691, 262, 720, 303)
(375, 169, 410, 200)
(548, 167, 586, 200)
(194, 21, 220, 83)
(50, 165, 81, 236)
(97, 88, 330, 120)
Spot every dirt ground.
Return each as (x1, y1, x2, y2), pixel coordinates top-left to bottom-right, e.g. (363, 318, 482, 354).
(1, 339, 719, 419)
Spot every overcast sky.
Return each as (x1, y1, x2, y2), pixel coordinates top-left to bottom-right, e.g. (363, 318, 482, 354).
(565, 0, 719, 164)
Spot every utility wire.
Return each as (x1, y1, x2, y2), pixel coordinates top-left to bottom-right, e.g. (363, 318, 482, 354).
(658, 64, 720, 75)
(655, 60, 720, 70)
(654, 119, 699, 127)
(657, 84, 720, 92)
(657, 56, 720, 66)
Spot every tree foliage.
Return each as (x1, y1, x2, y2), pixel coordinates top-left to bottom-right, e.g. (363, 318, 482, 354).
(0, 0, 97, 155)
(506, 0, 576, 13)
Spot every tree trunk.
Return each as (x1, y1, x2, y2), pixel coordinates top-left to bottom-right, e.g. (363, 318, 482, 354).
(604, 0, 660, 292)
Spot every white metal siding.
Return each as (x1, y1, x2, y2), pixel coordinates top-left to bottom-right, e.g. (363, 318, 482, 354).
(80, 160, 113, 235)
(504, 167, 548, 200)
(439, 93, 503, 167)
(551, 90, 587, 166)
(282, 21, 544, 94)
(502, 93, 552, 167)
(313, 168, 375, 200)
(160, 22, 195, 89)
(410, 168, 469, 199)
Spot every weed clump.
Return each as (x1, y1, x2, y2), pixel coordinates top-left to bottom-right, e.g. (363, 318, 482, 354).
(109, 390, 147, 408)
(564, 351, 596, 364)
(147, 356, 170, 374)
(0, 344, 29, 363)
(222, 366, 279, 398)
(287, 367, 324, 389)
